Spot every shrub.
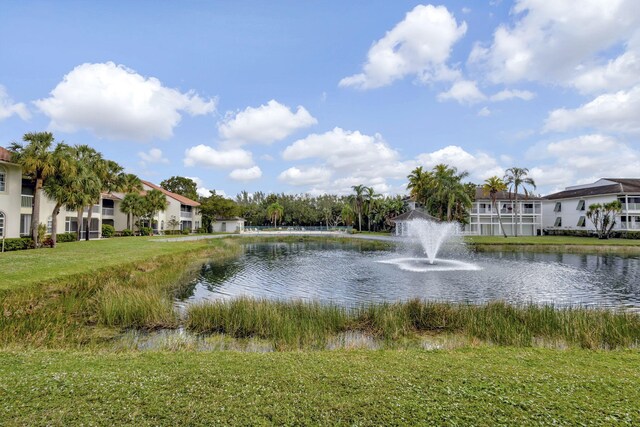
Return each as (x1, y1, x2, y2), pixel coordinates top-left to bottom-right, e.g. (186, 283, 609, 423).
(56, 232, 77, 242)
(101, 224, 115, 238)
(197, 227, 207, 234)
(1, 237, 34, 251)
(121, 229, 134, 237)
(139, 227, 153, 236)
(181, 228, 191, 235)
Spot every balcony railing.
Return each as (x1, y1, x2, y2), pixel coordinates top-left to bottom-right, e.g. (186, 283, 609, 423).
(21, 195, 33, 208)
(102, 207, 115, 216)
(623, 203, 640, 211)
(180, 211, 193, 218)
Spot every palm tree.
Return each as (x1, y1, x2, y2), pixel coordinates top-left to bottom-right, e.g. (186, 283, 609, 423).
(119, 173, 143, 194)
(406, 166, 431, 204)
(120, 193, 143, 232)
(504, 167, 537, 237)
(482, 176, 508, 238)
(144, 189, 169, 234)
(42, 144, 76, 247)
(8, 132, 58, 245)
(430, 164, 471, 221)
(351, 185, 366, 232)
(364, 187, 381, 231)
(341, 203, 355, 227)
(267, 202, 284, 227)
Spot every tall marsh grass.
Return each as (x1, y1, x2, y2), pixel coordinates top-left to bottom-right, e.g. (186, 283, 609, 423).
(186, 298, 640, 350)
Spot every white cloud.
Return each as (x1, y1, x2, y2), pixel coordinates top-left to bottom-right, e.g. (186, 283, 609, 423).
(283, 127, 403, 172)
(437, 80, 486, 105)
(185, 176, 227, 198)
(339, 4, 467, 89)
(0, 85, 30, 121)
(34, 62, 216, 141)
(218, 100, 317, 145)
(527, 134, 640, 191)
(183, 144, 254, 169)
(469, 0, 640, 89)
(417, 145, 503, 181)
(477, 107, 492, 117)
(490, 89, 535, 102)
(572, 48, 640, 94)
(544, 85, 640, 134)
(278, 166, 332, 186)
(138, 148, 169, 166)
(229, 166, 263, 181)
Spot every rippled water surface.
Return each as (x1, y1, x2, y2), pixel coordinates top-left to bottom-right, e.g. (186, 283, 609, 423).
(180, 241, 640, 309)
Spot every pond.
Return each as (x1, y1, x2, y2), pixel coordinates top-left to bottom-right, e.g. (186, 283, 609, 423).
(178, 241, 640, 310)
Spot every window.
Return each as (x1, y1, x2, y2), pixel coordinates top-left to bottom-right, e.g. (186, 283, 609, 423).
(554, 217, 562, 227)
(0, 168, 5, 192)
(20, 214, 31, 236)
(195, 221, 200, 230)
(577, 200, 585, 211)
(577, 216, 586, 227)
(554, 202, 562, 212)
(0, 211, 5, 237)
(47, 216, 52, 234)
(161, 220, 165, 230)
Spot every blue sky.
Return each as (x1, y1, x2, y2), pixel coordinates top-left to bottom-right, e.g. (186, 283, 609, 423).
(1, 1, 639, 198)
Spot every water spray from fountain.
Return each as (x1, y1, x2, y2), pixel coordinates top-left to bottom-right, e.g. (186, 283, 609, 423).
(407, 219, 458, 264)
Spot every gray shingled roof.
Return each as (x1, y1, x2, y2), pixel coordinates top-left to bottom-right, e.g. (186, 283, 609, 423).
(545, 179, 640, 200)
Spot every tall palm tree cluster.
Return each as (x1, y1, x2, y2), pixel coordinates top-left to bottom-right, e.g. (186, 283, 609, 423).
(481, 168, 537, 238)
(406, 164, 474, 222)
(8, 132, 154, 247)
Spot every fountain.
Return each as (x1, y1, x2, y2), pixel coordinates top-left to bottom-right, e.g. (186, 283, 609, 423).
(407, 219, 458, 264)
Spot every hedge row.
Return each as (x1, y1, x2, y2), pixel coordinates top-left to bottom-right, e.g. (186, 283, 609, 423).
(543, 229, 640, 239)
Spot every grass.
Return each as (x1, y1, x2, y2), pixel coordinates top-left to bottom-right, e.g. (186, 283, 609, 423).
(466, 235, 640, 246)
(0, 236, 218, 290)
(0, 238, 241, 347)
(0, 348, 638, 425)
(186, 298, 640, 350)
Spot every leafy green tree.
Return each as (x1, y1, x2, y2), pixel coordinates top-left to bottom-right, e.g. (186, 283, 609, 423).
(586, 201, 622, 239)
(167, 215, 180, 235)
(407, 166, 431, 204)
(482, 176, 508, 238)
(160, 176, 199, 201)
(504, 167, 536, 237)
(267, 202, 284, 227)
(341, 203, 355, 227)
(200, 191, 240, 231)
(9, 132, 58, 245)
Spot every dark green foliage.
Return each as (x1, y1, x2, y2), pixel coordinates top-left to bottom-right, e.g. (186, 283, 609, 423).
(101, 224, 115, 238)
(0, 237, 34, 251)
(121, 229, 134, 237)
(56, 232, 76, 242)
(181, 228, 191, 235)
(139, 227, 153, 236)
(159, 176, 198, 201)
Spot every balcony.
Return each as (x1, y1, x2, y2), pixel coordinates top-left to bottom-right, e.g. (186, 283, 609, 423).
(21, 195, 33, 208)
(180, 211, 193, 219)
(623, 203, 640, 211)
(102, 207, 115, 216)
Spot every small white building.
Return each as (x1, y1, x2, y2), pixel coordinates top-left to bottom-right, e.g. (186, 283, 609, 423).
(542, 178, 640, 233)
(210, 217, 245, 233)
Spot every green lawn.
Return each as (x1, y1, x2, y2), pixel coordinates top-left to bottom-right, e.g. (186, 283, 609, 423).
(0, 237, 214, 290)
(465, 235, 640, 246)
(0, 348, 638, 426)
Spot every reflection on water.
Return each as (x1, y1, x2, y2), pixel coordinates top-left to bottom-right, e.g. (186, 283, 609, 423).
(179, 242, 640, 309)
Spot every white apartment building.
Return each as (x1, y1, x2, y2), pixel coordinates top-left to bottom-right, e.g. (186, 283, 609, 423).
(0, 147, 202, 239)
(466, 187, 544, 236)
(542, 179, 640, 233)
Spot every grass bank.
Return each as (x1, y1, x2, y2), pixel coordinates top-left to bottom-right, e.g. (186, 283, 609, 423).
(0, 238, 241, 347)
(0, 348, 638, 425)
(466, 235, 640, 254)
(186, 298, 640, 350)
